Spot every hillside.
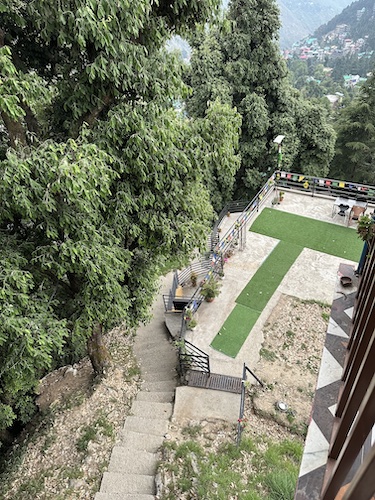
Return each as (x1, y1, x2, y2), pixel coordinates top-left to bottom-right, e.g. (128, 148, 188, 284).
(315, 0, 375, 46)
(278, 0, 353, 48)
(285, 0, 375, 87)
(175, 0, 353, 53)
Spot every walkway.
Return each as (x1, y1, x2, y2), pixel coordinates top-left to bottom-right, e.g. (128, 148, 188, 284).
(95, 275, 178, 499)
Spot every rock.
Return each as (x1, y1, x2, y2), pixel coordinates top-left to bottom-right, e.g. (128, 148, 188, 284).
(64, 366, 78, 377)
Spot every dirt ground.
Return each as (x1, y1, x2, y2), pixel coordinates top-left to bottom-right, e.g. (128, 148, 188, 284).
(1, 326, 141, 500)
(251, 294, 330, 436)
(162, 294, 329, 449)
(0, 295, 330, 499)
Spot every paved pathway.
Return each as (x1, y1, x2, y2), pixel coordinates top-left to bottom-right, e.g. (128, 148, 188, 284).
(95, 275, 178, 500)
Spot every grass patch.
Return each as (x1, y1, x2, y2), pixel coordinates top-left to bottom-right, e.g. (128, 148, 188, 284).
(211, 242, 301, 357)
(260, 348, 277, 362)
(250, 208, 363, 261)
(236, 241, 303, 311)
(264, 469, 298, 500)
(76, 414, 114, 453)
(211, 304, 260, 358)
(158, 435, 302, 500)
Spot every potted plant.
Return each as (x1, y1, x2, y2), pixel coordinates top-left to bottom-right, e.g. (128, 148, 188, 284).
(187, 318, 198, 330)
(184, 307, 194, 322)
(357, 214, 375, 242)
(279, 191, 285, 202)
(200, 279, 221, 302)
(190, 272, 198, 287)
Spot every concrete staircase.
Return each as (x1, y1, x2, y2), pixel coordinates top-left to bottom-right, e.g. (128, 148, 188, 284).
(95, 277, 178, 500)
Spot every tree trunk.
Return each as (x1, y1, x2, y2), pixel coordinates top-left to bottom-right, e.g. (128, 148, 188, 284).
(1, 111, 28, 149)
(87, 323, 111, 375)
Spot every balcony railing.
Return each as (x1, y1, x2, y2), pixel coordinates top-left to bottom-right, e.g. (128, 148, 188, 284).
(276, 171, 375, 203)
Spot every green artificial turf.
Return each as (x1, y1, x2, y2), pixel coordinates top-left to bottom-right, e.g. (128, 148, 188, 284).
(236, 241, 303, 311)
(210, 304, 260, 358)
(250, 208, 363, 261)
(210, 208, 363, 358)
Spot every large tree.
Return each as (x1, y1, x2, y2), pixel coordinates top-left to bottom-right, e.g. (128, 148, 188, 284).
(186, 0, 335, 194)
(0, 0, 230, 434)
(329, 69, 375, 185)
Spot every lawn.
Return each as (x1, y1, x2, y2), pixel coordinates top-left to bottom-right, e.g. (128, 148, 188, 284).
(250, 208, 363, 261)
(210, 208, 363, 357)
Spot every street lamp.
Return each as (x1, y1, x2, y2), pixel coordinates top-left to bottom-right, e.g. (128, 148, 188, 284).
(273, 135, 285, 171)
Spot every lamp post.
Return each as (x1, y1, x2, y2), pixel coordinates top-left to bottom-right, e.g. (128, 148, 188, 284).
(273, 135, 285, 171)
(273, 135, 285, 202)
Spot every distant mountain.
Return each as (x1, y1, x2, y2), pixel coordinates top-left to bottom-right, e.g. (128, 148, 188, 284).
(278, 0, 353, 48)
(168, 0, 355, 57)
(222, 0, 353, 49)
(315, 0, 375, 45)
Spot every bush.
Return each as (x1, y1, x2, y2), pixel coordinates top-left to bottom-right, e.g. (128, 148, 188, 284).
(264, 469, 297, 500)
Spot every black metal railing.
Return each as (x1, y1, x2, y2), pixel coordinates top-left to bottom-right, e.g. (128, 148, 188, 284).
(177, 339, 210, 378)
(236, 364, 264, 446)
(176, 260, 212, 287)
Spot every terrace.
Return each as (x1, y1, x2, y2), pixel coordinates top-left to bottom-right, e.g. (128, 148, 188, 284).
(164, 172, 375, 500)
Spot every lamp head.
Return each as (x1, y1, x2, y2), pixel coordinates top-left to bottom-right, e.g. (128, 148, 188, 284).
(273, 135, 285, 145)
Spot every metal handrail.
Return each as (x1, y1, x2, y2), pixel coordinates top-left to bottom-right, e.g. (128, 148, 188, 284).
(236, 364, 264, 446)
(236, 363, 247, 446)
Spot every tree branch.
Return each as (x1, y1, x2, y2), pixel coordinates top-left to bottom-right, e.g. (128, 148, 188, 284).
(71, 94, 114, 138)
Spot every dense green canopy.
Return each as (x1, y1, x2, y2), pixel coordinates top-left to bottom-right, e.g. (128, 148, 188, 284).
(186, 0, 336, 194)
(330, 70, 375, 184)
(1, 0, 242, 435)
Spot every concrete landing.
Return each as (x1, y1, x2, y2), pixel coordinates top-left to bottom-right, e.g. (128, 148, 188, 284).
(172, 386, 240, 425)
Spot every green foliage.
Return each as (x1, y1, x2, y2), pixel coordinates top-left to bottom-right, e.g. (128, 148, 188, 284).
(195, 99, 242, 211)
(200, 279, 221, 300)
(0, 233, 68, 430)
(330, 69, 375, 184)
(356, 214, 375, 242)
(264, 469, 298, 500)
(186, 0, 336, 195)
(0, 0, 224, 437)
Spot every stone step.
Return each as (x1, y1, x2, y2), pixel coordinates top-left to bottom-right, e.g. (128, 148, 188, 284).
(100, 472, 155, 495)
(142, 380, 177, 392)
(134, 337, 175, 351)
(131, 400, 172, 420)
(95, 493, 155, 500)
(141, 368, 177, 382)
(136, 391, 174, 403)
(136, 351, 177, 369)
(123, 416, 169, 436)
(108, 448, 157, 475)
(118, 430, 164, 452)
(133, 335, 169, 350)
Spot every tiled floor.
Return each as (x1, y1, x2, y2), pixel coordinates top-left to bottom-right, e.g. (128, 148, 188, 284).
(295, 263, 358, 499)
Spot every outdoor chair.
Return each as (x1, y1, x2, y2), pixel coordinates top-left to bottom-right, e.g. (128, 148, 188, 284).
(337, 203, 349, 217)
(348, 205, 366, 226)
